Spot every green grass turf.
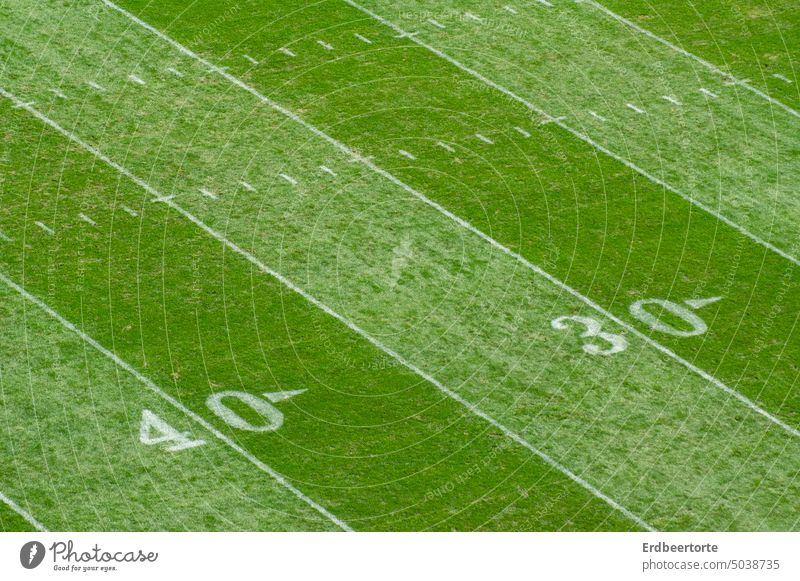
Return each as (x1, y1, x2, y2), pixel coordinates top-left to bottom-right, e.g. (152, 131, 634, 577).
(108, 0, 800, 430)
(599, 0, 800, 111)
(0, 92, 639, 532)
(0, 502, 37, 532)
(344, 0, 800, 258)
(0, 280, 340, 531)
(0, 0, 798, 530)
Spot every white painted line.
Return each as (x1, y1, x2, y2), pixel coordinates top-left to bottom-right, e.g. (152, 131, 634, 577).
(49, 88, 67, 99)
(503, 5, 518, 15)
(120, 205, 139, 217)
(320, 165, 338, 177)
(99, 0, 800, 437)
(626, 103, 646, 114)
(428, 19, 446, 29)
(239, 180, 257, 192)
(263, 389, 306, 403)
(0, 230, 11, 242)
(773, 73, 793, 84)
(152, 195, 175, 204)
(242, 54, 259, 65)
(13, 100, 35, 109)
(0, 265, 351, 532)
(398, 149, 416, 160)
(317, 40, 334, 51)
(79, 213, 97, 226)
(128, 74, 146, 85)
(685, 296, 722, 309)
(475, 133, 495, 144)
(394, 31, 419, 39)
(534, 0, 554, 7)
(464, 12, 483, 23)
(699, 87, 718, 99)
(581, 0, 800, 120)
(2, 81, 657, 534)
(279, 173, 298, 186)
(589, 110, 607, 122)
(0, 491, 47, 532)
(436, 141, 455, 152)
(199, 187, 218, 200)
(87, 80, 105, 92)
(539, 115, 566, 125)
(514, 126, 531, 138)
(340, 2, 800, 269)
(34, 221, 54, 235)
(278, 47, 296, 57)
(166, 67, 184, 77)
(661, 95, 681, 106)
(354, 33, 372, 44)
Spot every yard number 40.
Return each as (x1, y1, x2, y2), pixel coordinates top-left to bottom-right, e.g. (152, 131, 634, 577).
(551, 296, 722, 356)
(139, 389, 306, 452)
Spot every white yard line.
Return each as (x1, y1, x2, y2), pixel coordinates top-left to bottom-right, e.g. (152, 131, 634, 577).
(398, 149, 416, 160)
(0, 491, 47, 531)
(582, 0, 800, 121)
(279, 173, 298, 186)
(78, 212, 97, 226)
(320, 165, 338, 176)
(34, 221, 54, 235)
(342, 0, 800, 270)
(98, 1, 800, 439)
(437, 141, 455, 152)
(0, 87, 655, 532)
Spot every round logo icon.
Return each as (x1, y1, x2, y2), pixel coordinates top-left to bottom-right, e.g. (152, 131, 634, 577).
(19, 541, 45, 569)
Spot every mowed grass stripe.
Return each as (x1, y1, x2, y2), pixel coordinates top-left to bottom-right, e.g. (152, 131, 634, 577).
(131, 0, 800, 428)
(350, 0, 800, 261)
(0, 286, 342, 532)
(596, 0, 800, 112)
(0, 102, 637, 531)
(3, 1, 798, 530)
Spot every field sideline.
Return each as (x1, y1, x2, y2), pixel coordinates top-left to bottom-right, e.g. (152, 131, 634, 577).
(0, 0, 798, 531)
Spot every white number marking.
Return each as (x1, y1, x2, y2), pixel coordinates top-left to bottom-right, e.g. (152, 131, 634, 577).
(139, 409, 205, 451)
(551, 315, 628, 356)
(629, 297, 721, 337)
(206, 389, 306, 432)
